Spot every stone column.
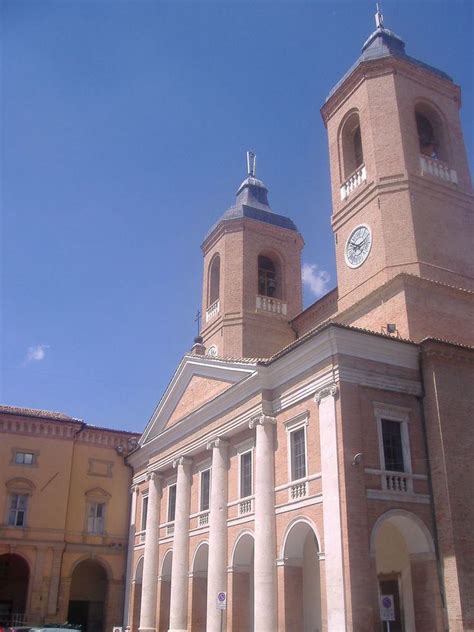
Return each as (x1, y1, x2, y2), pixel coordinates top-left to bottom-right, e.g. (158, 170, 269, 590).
(139, 473, 162, 632)
(124, 486, 139, 628)
(206, 438, 229, 632)
(168, 456, 192, 632)
(315, 383, 347, 631)
(249, 414, 277, 632)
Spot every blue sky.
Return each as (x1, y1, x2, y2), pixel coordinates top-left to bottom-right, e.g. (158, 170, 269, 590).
(2, 0, 473, 432)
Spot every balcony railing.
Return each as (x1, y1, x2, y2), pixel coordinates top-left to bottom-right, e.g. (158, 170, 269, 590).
(256, 295, 287, 316)
(382, 471, 413, 494)
(206, 299, 220, 322)
(289, 481, 307, 500)
(198, 512, 209, 526)
(166, 523, 175, 535)
(420, 155, 457, 184)
(239, 498, 253, 515)
(340, 164, 367, 201)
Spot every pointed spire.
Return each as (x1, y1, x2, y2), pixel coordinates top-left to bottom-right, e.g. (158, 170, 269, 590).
(375, 3, 384, 29)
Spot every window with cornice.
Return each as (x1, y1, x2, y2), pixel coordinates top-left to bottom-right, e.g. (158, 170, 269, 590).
(85, 487, 111, 534)
(5, 477, 35, 528)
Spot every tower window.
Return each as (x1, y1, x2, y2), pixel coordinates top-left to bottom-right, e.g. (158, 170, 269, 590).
(340, 112, 364, 179)
(381, 419, 405, 472)
(258, 255, 277, 297)
(208, 255, 220, 306)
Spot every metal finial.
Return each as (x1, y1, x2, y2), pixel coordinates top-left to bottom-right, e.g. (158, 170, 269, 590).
(375, 3, 384, 29)
(247, 151, 256, 177)
(195, 309, 201, 335)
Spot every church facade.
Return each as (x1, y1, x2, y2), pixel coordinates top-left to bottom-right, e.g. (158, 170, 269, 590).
(125, 11, 473, 632)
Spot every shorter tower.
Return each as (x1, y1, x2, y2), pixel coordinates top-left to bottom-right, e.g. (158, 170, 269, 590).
(200, 154, 304, 359)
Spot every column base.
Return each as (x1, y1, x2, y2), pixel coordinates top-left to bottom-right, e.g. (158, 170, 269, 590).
(138, 628, 156, 632)
(168, 629, 188, 632)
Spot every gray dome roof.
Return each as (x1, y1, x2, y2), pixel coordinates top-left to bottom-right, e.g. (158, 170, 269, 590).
(327, 24, 452, 100)
(204, 173, 298, 241)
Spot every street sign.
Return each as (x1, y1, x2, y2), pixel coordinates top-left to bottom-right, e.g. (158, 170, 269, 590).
(216, 591, 227, 610)
(380, 595, 395, 621)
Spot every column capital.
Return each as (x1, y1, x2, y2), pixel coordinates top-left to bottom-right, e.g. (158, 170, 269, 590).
(249, 414, 276, 429)
(206, 436, 229, 451)
(146, 471, 163, 483)
(314, 382, 338, 404)
(172, 455, 193, 469)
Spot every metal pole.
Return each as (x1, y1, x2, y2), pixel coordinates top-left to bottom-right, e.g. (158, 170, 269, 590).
(220, 608, 223, 632)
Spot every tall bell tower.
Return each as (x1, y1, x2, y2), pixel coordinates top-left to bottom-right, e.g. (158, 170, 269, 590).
(199, 153, 304, 359)
(321, 7, 474, 344)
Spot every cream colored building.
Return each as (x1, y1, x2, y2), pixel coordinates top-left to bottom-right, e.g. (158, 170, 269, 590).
(125, 11, 473, 632)
(0, 405, 139, 632)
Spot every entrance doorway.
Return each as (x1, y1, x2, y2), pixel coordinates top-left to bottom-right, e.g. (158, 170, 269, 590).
(68, 559, 107, 632)
(379, 574, 403, 632)
(0, 553, 30, 626)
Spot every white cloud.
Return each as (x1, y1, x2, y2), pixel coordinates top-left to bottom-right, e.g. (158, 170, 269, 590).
(25, 344, 50, 363)
(302, 263, 331, 298)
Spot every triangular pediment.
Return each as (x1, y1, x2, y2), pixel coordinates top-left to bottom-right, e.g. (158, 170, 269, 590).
(140, 355, 257, 445)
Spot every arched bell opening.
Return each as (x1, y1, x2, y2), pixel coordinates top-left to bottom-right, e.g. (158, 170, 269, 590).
(340, 110, 365, 179)
(281, 520, 322, 632)
(415, 102, 447, 162)
(0, 553, 30, 627)
(189, 541, 209, 632)
(258, 253, 282, 300)
(230, 532, 254, 632)
(371, 510, 441, 632)
(67, 558, 108, 632)
(157, 550, 172, 632)
(208, 254, 220, 307)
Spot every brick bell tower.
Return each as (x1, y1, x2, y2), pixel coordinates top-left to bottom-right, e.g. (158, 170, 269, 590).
(199, 152, 304, 359)
(321, 7, 474, 343)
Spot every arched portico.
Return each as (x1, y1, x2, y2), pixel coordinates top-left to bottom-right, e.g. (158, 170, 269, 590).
(229, 532, 254, 632)
(371, 509, 442, 632)
(189, 541, 208, 631)
(279, 519, 322, 632)
(0, 553, 30, 626)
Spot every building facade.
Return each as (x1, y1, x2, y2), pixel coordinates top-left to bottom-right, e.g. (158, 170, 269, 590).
(0, 406, 140, 632)
(126, 11, 473, 632)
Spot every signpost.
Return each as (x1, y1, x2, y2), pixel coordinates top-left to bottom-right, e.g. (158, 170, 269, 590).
(380, 594, 395, 631)
(216, 591, 227, 632)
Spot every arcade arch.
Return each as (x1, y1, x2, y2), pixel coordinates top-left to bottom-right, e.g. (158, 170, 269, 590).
(67, 558, 108, 632)
(190, 541, 209, 631)
(281, 519, 322, 632)
(0, 553, 30, 626)
(371, 509, 441, 632)
(230, 531, 254, 631)
(158, 550, 172, 632)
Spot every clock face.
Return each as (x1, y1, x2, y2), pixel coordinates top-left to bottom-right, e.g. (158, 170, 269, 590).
(345, 224, 372, 268)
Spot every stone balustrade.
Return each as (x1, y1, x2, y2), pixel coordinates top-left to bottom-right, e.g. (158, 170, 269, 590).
(256, 295, 287, 316)
(289, 481, 307, 500)
(340, 164, 367, 201)
(420, 155, 458, 184)
(205, 299, 220, 322)
(383, 471, 412, 493)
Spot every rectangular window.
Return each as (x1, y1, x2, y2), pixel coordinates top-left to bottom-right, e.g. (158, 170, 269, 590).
(8, 494, 28, 527)
(240, 451, 252, 498)
(15, 451, 34, 465)
(200, 469, 211, 512)
(290, 427, 306, 480)
(382, 419, 405, 472)
(87, 502, 105, 534)
(141, 496, 148, 531)
(168, 484, 177, 523)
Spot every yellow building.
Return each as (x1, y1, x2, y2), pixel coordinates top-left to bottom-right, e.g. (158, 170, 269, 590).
(0, 405, 140, 632)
